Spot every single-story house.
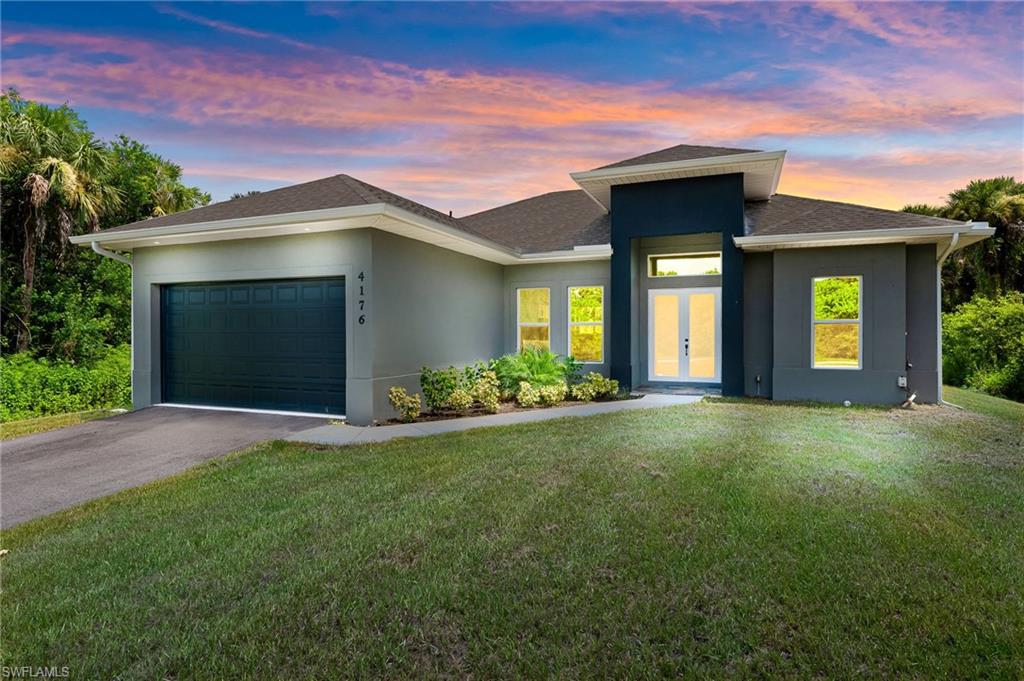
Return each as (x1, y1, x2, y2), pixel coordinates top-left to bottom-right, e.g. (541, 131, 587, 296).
(72, 144, 994, 424)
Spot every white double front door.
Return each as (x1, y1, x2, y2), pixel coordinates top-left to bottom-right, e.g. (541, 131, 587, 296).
(647, 287, 722, 383)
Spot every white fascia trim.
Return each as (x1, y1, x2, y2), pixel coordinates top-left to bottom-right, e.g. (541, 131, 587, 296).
(569, 150, 786, 209)
(732, 222, 994, 251)
(514, 244, 613, 263)
(71, 204, 614, 264)
(569, 150, 786, 183)
(69, 203, 387, 244)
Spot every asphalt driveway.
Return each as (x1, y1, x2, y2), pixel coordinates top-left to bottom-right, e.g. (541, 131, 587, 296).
(1, 407, 326, 528)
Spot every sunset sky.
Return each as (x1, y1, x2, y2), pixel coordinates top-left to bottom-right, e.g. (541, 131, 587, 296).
(3, 1, 1022, 215)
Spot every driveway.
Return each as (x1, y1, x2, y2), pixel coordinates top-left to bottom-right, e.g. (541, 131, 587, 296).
(1, 407, 326, 528)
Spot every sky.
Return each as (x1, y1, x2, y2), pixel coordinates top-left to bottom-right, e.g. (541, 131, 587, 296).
(2, 1, 1022, 215)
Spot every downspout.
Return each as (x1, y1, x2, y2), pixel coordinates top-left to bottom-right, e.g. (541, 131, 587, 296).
(91, 241, 134, 408)
(935, 232, 960, 408)
(91, 240, 132, 265)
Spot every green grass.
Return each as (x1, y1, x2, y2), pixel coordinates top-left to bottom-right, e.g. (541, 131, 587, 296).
(2, 392, 1022, 678)
(0, 409, 121, 440)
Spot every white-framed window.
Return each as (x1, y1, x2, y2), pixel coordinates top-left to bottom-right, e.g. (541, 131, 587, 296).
(568, 285, 604, 363)
(517, 287, 550, 351)
(648, 252, 721, 277)
(811, 275, 862, 370)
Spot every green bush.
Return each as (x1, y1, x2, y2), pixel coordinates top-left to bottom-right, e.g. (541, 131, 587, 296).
(537, 383, 568, 406)
(420, 366, 459, 411)
(472, 371, 500, 413)
(387, 386, 421, 423)
(490, 348, 573, 396)
(516, 381, 540, 408)
(570, 372, 620, 402)
(0, 344, 131, 421)
(943, 292, 1024, 401)
(448, 388, 474, 413)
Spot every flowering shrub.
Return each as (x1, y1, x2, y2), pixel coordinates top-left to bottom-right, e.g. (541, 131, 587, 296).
(420, 366, 459, 411)
(516, 381, 540, 408)
(387, 386, 421, 422)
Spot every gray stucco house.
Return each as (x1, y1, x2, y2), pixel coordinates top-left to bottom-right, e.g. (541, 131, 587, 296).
(72, 144, 993, 424)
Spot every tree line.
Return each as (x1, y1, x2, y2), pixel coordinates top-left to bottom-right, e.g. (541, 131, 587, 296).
(1, 90, 209, 362)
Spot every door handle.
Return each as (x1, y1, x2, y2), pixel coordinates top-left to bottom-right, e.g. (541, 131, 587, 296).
(684, 338, 689, 356)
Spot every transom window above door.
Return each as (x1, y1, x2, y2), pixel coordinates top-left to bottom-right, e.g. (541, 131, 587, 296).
(517, 287, 550, 351)
(649, 252, 721, 277)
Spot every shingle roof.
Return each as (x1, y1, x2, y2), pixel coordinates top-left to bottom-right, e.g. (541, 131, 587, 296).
(744, 194, 964, 237)
(459, 190, 609, 253)
(460, 191, 966, 253)
(94, 174, 470, 235)
(594, 143, 760, 171)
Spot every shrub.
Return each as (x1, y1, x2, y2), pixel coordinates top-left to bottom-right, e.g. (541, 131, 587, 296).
(943, 292, 1024, 401)
(387, 386, 421, 422)
(448, 387, 474, 413)
(570, 372, 619, 402)
(420, 366, 459, 411)
(516, 381, 540, 408)
(538, 383, 568, 405)
(472, 371, 500, 413)
(490, 348, 572, 395)
(0, 344, 132, 422)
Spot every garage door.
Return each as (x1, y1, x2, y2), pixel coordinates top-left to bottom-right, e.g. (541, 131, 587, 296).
(161, 278, 345, 415)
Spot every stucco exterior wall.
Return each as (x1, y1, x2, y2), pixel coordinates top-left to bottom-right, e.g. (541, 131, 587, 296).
(130, 230, 374, 421)
(369, 230, 504, 418)
(771, 244, 908, 404)
(743, 252, 773, 398)
(905, 244, 940, 403)
(503, 260, 611, 373)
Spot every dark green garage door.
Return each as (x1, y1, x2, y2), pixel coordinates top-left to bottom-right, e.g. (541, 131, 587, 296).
(161, 278, 345, 415)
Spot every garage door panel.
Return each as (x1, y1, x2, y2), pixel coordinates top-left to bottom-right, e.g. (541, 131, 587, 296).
(162, 278, 345, 415)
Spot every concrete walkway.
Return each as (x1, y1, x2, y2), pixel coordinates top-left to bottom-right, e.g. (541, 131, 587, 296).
(287, 393, 701, 445)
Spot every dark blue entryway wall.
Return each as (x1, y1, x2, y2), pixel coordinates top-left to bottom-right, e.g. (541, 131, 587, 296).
(609, 173, 746, 395)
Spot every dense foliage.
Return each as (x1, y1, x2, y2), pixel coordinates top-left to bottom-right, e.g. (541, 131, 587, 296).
(904, 177, 1024, 310)
(0, 344, 131, 421)
(1, 92, 207, 420)
(942, 292, 1024, 402)
(1, 91, 209, 362)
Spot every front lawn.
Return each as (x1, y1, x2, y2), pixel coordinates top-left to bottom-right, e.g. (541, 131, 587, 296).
(0, 409, 122, 441)
(2, 388, 1022, 678)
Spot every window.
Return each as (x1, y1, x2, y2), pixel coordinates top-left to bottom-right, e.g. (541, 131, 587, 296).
(649, 252, 721, 277)
(517, 288, 550, 351)
(812, 276, 861, 369)
(568, 286, 604, 362)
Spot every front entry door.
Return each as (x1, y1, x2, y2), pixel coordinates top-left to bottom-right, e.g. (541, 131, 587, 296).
(648, 288, 721, 383)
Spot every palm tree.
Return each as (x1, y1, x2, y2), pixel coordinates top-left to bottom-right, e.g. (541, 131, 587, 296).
(1, 92, 122, 350)
(944, 177, 1024, 301)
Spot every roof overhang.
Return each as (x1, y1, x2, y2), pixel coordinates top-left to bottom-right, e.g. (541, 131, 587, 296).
(733, 222, 994, 255)
(570, 150, 786, 210)
(69, 204, 613, 265)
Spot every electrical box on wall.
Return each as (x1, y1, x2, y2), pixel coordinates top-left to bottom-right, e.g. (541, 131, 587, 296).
(897, 376, 908, 388)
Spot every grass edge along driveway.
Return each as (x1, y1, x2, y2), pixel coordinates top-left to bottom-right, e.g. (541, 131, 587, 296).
(2, 386, 1022, 678)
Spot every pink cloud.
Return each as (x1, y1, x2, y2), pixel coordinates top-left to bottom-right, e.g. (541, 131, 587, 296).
(2, 20, 1020, 214)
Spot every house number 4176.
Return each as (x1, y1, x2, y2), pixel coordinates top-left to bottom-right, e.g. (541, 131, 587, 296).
(357, 271, 366, 325)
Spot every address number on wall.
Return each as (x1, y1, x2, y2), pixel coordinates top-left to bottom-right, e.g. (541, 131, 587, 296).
(357, 271, 366, 325)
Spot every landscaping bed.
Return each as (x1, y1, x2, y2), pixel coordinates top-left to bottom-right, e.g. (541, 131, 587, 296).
(383, 393, 639, 425)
